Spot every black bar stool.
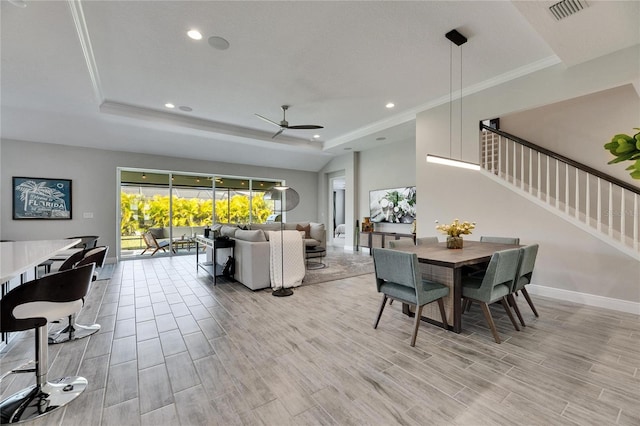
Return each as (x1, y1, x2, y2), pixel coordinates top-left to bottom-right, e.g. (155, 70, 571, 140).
(48, 247, 109, 344)
(0, 264, 95, 424)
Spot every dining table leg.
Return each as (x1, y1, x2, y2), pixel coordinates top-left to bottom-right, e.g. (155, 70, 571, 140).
(452, 267, 462, 333)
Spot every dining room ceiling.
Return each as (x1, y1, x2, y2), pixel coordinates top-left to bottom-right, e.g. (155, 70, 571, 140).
(1, 1, 638, 172)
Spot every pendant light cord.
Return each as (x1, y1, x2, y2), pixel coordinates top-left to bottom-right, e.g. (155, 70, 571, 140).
(449, 42, 453, 159)
(460, 44, 463, 160)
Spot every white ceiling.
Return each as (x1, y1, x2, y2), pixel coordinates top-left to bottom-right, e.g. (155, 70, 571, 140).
(2, 1, 638, 172)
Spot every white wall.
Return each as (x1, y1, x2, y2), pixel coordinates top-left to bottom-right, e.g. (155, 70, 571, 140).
(416, 45, 640, 307)
(359, 139, 416, 234)
(500, 83, 640, 186)
(1, 139, 319, 259)
(320, 139, 416, 249)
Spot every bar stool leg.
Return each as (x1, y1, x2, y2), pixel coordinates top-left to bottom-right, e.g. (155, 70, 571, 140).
(0, 326, 88, 424)
(48, 313, 100, 344)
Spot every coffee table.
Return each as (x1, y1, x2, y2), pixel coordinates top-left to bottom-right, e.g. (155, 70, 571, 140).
(172, 237, 195, 251)
(305, 246, 326, 269)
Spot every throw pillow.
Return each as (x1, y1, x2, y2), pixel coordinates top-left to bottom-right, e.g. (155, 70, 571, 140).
(309, 222, 325, 242)
(220, 225, 237, 238)
(296, 223, 311, 239)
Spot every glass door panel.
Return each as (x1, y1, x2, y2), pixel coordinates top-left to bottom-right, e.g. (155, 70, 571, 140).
(170, 174, 213, 254)
(120, 171, 170, 258)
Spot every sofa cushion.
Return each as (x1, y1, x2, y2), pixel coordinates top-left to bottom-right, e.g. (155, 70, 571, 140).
(309, 223, 325, 243)
(296, 223, 311, 239)
(235, 229, 266, 242)
(220, 225, 237, 238)
(251, 223, 282, 232)
(304, 238, 319, 247)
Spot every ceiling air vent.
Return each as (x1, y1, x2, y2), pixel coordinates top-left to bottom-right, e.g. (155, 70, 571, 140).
(549, 0, 588, 20)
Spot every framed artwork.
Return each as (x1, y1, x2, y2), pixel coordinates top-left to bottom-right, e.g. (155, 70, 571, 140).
(12, 177, 72, 220)
(369, 186, 416, 223)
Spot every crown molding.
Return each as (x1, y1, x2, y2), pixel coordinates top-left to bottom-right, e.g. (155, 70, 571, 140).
(68, 0, 103, 103)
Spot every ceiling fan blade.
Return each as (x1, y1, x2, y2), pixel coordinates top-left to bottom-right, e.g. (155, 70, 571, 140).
(272, 128, 285, 139)
(255, 113, 281, 128)
(287, 124, 324, 130)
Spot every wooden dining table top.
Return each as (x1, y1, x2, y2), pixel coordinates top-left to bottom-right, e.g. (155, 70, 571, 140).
(396, 240, 521, 268)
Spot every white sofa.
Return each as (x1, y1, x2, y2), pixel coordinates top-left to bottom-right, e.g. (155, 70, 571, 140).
(213, 222, 326, 290)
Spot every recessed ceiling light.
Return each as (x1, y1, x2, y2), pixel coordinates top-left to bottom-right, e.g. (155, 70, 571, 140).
(376, 137, 387, 141)
(208, 36, 230, 50)
(179, 106, 192, 112)
(385, 102, 395, 109)
(313, 134, 320, 139)
(187, 30, 203, 40)
(165, 103, 175, 109)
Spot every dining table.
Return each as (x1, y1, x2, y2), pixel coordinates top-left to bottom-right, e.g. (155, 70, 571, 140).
(397, 240, 521, 333)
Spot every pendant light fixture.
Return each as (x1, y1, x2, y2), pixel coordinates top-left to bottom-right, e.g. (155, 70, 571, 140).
(426, 29, 480, 171)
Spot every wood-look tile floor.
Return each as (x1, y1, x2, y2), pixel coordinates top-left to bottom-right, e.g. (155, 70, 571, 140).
(1, 253, 639, 425)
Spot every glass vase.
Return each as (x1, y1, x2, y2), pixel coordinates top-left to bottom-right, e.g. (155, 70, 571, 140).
(446, 236, 463, 249)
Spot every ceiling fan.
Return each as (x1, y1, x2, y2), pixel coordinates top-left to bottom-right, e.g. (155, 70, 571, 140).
(255, 105, 323, 139)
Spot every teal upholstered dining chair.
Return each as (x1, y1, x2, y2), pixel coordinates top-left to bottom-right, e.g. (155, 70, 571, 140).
(480, 236, 520, 245)
(372, 248, 449, 347)
(416, 236, 439, 245)
(508, 244, 540, 326)
(387, 239, 415, 249)
(461, 248, 522, 343)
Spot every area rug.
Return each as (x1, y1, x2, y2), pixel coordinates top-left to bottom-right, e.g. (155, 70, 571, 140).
(303, 248, 373, 285)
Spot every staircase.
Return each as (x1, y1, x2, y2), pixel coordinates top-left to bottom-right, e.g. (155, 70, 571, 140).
(479, 124, 639, 259)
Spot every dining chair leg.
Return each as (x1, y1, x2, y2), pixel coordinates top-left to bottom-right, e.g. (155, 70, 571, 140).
(507, 294, 526, 327)
(410, 304, 424, 347)
(465, 299, 473, 312)
(500, 297, 520, 332)
(521, 287, 539, 317)
(479, 302, 501, 344)
(437, 298, 448, 329)
(373, 295, 388, 329)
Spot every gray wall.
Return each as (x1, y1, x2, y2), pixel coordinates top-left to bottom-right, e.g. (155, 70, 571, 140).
(320, 138, 416, 249)
(416, 45, 639, 305)
(1, 139, 318, 259)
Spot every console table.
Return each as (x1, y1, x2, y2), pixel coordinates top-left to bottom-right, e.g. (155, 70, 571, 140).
(195, 236, 235, 285)
(359, 231, 415, 254)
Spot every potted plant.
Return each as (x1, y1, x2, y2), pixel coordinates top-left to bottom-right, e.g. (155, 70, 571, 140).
(603, 128, 640, 179)
(435, 219, 475, 249)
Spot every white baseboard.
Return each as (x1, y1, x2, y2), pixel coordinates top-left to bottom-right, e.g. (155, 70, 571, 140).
(528, 284, 640, 315)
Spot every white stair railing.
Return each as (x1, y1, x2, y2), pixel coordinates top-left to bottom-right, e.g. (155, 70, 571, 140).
(480, 125, 639, 258)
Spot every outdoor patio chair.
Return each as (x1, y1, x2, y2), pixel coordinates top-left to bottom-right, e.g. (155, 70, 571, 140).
(141, 232, 175, 256)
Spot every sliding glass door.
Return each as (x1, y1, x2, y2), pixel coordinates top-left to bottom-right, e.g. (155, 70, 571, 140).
(119, 169, 283, 259)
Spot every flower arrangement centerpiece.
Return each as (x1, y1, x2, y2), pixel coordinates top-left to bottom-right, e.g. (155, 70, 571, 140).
(435, 219, 475, 249)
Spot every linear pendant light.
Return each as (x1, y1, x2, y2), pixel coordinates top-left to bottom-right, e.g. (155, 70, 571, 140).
(426, 29, 480, 171)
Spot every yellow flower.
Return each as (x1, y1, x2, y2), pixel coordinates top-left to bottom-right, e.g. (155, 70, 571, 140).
(435, 219, 475, 237)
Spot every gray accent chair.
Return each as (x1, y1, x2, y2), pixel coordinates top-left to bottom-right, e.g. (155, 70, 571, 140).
(461, 248, 522, 343)
(416, 236, 439, 245)
(387, 239, 415, 249)
(480, 236, 520, 245)
(509, 244, 540, 326)
(372, 248, 449, 347)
